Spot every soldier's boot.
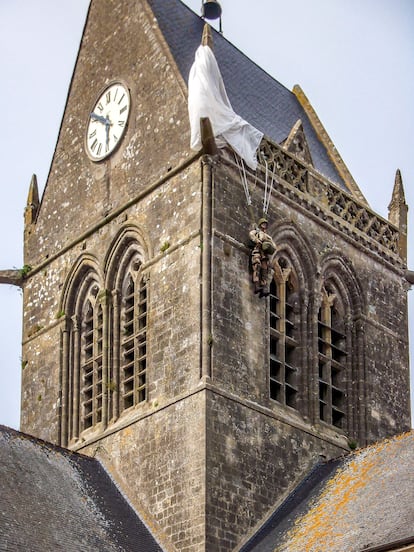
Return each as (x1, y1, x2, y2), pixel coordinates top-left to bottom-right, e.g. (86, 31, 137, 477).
(252, 266, 262, 294)
(259, 268, 270, 297)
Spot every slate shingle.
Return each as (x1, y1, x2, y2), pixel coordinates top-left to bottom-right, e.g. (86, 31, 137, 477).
(0, 425, 164, 552)
(240, 431, 414, 552)
(147, 0, 347, 189)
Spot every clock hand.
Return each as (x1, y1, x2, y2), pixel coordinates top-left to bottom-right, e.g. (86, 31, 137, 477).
(90, 112, 110, 125)
(105, 121, 110, 149)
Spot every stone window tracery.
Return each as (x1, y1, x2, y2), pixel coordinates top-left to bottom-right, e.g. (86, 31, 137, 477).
(61, 235, 149, 447)
(80, 286, 103, 430)
(269, 257, 300, 409)
(63, 272, 104, 443)
(119, 259, 147, 412)
(317, 284, 348, 428)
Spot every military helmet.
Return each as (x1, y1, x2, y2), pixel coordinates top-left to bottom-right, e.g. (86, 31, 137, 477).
(258, 217, 268, 226)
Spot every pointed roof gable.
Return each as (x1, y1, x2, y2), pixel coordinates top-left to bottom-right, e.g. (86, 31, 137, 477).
(283, 119, 314, 166)
(0, 425, 164, 551)
(148, 0, 355, 193)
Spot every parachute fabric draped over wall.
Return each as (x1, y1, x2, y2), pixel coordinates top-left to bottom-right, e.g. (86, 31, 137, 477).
(188, 45, 263, 170)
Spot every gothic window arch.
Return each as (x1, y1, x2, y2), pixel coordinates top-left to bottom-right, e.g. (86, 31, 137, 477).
(60, 232, 149, 447)
(317, 281, 348, 428)
(61, 265, 104, 444)
(106, 234, 148, 422)
(316, 261, 363, 437)
(118, 254, 147, 413)
(79, 283, 104, 431)
(266, 223, 317, 418)
(269, 254, 301, 410)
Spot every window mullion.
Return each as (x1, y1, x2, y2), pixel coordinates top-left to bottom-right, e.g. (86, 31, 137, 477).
(72, 315, 80, 441)
(94, 304, 103, 427)
(112, 290, 121, 421)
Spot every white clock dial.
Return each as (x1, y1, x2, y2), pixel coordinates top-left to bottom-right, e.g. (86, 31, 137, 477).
(86, 82, 130, 161)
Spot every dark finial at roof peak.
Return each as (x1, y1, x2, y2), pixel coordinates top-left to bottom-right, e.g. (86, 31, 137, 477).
(201, 0, 222, 21)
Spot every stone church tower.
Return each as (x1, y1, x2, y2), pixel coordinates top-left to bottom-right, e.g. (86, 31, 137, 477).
(17, 0, 410, 550)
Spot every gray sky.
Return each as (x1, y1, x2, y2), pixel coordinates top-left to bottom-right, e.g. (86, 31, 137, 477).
(0, 0, 413, 429)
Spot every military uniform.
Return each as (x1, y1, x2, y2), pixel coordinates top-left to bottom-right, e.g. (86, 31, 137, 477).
(249, 218, 276, 297)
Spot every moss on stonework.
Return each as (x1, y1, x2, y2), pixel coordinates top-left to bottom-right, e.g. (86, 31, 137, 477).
(19, 265, 32, 278)
(160, 241, 171, 253)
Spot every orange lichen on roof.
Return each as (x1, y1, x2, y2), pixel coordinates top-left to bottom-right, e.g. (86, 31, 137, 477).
(275, 431, 414, 552)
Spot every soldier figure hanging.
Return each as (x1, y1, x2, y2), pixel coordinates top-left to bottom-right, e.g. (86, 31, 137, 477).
(249, 217, 276, 297)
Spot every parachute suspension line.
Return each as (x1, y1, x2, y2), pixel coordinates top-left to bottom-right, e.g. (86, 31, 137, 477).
(263, 159, 276, 216)
(234, 153, 251, 206)
(234, 152, 256, 225)
(252, 168, 258, 195)
(234, 152, 276, 222)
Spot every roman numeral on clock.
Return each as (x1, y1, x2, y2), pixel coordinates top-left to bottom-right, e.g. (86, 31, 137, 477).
(90, 139, 104, 156)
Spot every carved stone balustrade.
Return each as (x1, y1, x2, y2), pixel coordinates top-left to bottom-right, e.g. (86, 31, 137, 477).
(256, 138, 401, 263)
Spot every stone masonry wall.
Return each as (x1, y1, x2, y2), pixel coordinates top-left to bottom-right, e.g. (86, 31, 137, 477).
(205, 391, 346, 552)
(80, 392, 206, 552)
(201, 155, 411, 550)
(210, 156, 410, 443)
(21, 162, 202, 443)
(24, 0, 191, 268)
(22, 0, 202, 442)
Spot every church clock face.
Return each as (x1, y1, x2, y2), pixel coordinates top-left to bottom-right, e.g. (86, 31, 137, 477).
(86, 82, 131, 161)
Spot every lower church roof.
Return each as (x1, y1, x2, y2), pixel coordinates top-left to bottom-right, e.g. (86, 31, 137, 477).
(240, 431, 414, 552)
(1, 425, 413, 551)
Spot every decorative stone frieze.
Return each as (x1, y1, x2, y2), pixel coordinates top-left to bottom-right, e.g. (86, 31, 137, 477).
(258, 138, 401, 263)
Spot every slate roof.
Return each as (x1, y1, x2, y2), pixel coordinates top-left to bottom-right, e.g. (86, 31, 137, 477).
(240, 431, 414, 552)
(147, 0, 347, 190)
(0, 425, 163, 552)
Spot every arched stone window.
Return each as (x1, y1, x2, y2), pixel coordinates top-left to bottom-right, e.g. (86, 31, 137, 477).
(269, 256, 300, 409)
(80, 284, 103, 430)
(105, 230, 149, 422)
(266, 224, 315, 419)
(60, 264, 104, 444)
(60, 230, 149, 447)
(119, 256, 147, 413)
(316, 258, 364, 438)
(317, 283, 348, 428)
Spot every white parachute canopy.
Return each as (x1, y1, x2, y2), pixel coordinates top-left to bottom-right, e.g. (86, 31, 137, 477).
(188, 45, 263, 170)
